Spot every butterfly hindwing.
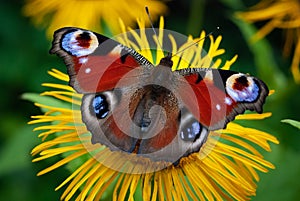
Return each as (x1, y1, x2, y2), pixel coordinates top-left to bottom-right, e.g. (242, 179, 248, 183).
(80, 81, 209, 163)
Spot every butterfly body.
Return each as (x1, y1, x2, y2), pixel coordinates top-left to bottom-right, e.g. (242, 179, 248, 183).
(50, 27, 269, 163)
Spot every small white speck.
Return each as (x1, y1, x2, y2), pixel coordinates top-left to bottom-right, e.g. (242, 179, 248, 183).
(216, 104, 221, 111)
(85, 68, 91, 74)
(71, 44, 78, 49)
(79, 57, 88, 64)
(204, 70, 213, 81)
(110, 44, 123, 55)
(242, 91, 248, 97)
(225, 97, 232, 105)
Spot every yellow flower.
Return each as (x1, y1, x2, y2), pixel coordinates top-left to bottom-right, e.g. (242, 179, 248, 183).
(29, 17, 279, 200)
(236, 0, 300, 83)
(22, 0, 167, 37)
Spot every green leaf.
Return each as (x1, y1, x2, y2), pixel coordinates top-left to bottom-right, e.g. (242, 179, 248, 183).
(22, 93, 71, 112)
(281, 119, 300, 130)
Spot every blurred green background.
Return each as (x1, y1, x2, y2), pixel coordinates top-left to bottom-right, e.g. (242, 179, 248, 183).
(1, 0, 299, 200)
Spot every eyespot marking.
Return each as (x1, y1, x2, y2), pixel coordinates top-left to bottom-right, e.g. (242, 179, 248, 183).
(62, 30, 99, 56)
(226, 73, 259, 102)
(180, 121, 202, 141)
(92, 94, 109, 119)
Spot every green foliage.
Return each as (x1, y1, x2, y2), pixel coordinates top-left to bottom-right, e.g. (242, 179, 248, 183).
(282, 119, 300, 130)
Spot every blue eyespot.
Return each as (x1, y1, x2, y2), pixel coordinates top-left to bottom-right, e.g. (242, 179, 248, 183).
(180, 121, 201, 141)
(92, 94, 109, 119)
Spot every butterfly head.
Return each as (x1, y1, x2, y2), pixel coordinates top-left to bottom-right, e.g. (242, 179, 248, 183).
(158, 53, 173, 68)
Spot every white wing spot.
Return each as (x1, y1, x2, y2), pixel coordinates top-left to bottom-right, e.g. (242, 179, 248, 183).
(85, 68, 91, 74)
(110, 44, 123, 56)
(225, 97, 232, 105)
(79, 57, 88, 64)
(204, 70, 213, 81)
(242, 91, 248, 97)
(216, 104, 221, 111)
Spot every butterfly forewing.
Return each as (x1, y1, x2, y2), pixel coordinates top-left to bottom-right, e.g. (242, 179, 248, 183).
(50, 27, 154, 93)
(178, 68, 269, 130)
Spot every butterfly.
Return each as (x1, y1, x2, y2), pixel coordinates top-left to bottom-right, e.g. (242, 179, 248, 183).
(50, 27, 269, 163)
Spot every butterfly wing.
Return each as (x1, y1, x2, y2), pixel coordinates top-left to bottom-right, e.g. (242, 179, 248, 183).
(178, 68, 269, 130)
(50, 27, 269, 163)
(50, 27, 154, 93)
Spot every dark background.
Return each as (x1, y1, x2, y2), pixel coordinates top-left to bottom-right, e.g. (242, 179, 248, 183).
(0, 0, 299, 200)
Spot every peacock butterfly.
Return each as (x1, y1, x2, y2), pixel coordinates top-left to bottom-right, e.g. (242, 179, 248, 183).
(50, 27, 269, 163)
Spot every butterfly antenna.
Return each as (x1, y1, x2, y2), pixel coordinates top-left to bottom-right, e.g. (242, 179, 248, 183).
(172, 27, 220, 58)
(145, 6, 165, 56)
